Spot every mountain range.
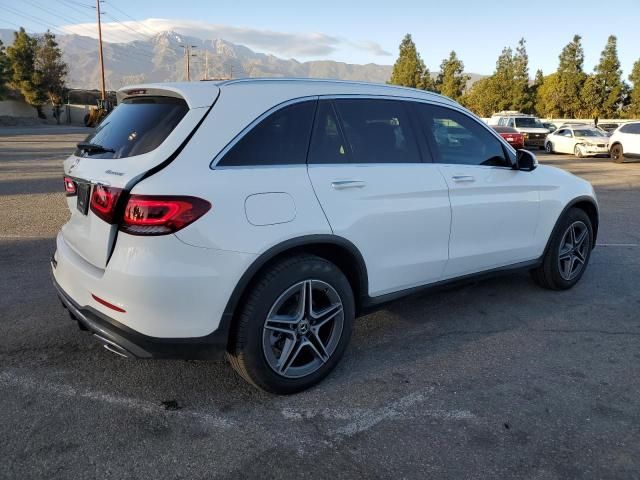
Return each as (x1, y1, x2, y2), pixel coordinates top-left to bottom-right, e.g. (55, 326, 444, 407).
(0, 29, 483, 91)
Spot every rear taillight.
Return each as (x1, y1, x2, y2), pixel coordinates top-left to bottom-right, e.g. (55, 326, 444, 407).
(64, 176, 77, 196)
(120, 195, 211, 235)
(90, 184, 123, 223)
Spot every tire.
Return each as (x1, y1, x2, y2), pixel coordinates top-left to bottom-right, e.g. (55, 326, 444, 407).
(574, 144, 584, 158)
(610, 144, 624, 163)
(83, 113, 92, 127)
(545, 142, 554, 154)
(531, 208, 593, 290)
(227, 254, 355, 394)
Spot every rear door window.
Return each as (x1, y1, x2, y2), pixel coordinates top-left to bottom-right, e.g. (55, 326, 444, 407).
(218, 100, 316, 167)
(308, 101, 351, 164)
(332, 99, 421, 164)
(76, 96, 189, 159)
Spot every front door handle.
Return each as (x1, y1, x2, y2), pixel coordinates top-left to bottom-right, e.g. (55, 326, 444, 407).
(451, 175, 475, 183)
(331, 180, 366, 190)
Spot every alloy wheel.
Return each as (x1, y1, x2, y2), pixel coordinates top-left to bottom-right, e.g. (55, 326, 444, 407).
(557, 221, 589, 281)
(262, 280, 344, 379)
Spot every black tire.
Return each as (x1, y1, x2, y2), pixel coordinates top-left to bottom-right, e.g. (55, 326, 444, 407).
(531, 208, 593, 290)
(83, 113, 92, 127)
(610, 143, 624, 163)
(227, 254, 355, 394)
(545, 142, 554, 154)
(574, 144, 584, 158)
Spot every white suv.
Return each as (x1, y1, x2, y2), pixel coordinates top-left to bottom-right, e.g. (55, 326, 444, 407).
(53, 79, 599, 394)
(609, 121, 640, 162)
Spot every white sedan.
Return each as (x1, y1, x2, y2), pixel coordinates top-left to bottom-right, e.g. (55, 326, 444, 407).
(545, 126, 610, 158)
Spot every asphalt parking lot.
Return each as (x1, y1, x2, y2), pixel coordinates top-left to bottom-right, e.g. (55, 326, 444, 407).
(1, 126, 639, 479)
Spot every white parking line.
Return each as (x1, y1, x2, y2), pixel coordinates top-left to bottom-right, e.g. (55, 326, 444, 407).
(281, 387, 476, 438)
(0, 370, 234, 429)
(596, 243, 639, 247)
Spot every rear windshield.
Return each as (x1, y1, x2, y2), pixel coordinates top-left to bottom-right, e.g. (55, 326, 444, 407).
(514, 117, 543, 128)
(75, 96, 189, 159)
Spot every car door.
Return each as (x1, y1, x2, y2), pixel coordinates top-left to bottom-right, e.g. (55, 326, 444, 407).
(555, 128, 574, 153)
(307, 98, 451, 296)
(413, 102, 541, 278)
(626, 123, 640, 155)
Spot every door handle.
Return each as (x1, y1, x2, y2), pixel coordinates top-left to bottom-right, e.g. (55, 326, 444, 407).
(451, 175, 475, 183)
(331, 180, 366, 190)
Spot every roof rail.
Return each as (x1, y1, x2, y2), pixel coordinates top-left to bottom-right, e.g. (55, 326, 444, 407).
(214, 77, 457, 103)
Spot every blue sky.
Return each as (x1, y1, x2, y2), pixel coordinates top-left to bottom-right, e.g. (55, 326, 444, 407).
(2, 0, 640, 77)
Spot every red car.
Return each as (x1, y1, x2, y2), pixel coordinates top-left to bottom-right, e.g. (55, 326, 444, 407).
(492, 126, 525, 150)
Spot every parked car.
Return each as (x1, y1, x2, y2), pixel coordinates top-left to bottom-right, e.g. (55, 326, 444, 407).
(53, 79, 598, 394)
(598, 122, 620, 134)
(492, 125, 525, 149)
(558, 123, 610, 137)
(542, 122, 557, 133)
(545, 126, 610, 157)
(608, 121, 640, 162)
(490, 112, 550, 149)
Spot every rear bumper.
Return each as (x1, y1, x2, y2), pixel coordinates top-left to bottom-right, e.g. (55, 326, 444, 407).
(53, 272, 230, 360)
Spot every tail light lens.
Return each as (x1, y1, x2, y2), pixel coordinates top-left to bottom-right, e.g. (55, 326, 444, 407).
(120, 195, 211, 235)
(64, 177, 77, 196)
(90, 184, 123, 223)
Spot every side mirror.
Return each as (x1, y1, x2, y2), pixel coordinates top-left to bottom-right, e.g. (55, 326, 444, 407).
(515, 149, 538, 171)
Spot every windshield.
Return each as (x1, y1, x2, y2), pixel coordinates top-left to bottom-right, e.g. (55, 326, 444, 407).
(514, 117, 544, 128)
(574, 129, 602, 137)
(75, 96, 189, 159)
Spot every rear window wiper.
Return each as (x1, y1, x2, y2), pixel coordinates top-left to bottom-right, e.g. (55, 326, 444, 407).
(77, 142, 115, 154)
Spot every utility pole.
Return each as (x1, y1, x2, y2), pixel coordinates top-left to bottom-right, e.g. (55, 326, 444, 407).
(95, 0, 106, 101)
(203, 51, 209, 80)
(180, 45, 197, 81)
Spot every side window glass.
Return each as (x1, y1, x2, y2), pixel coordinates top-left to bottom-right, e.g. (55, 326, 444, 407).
(508, 118, 515, 127)
(308, 101, 351, 164)
(415, 104, 509, 167)
(218, 100, 316, 166)
(630, 124, 640, 134)
(333, 99, 421, 164)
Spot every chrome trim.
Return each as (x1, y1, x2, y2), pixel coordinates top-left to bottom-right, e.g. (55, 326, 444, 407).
(331, 180, 366, 189)
(208, 92, 517, 169)
(209, 96, 319, 169)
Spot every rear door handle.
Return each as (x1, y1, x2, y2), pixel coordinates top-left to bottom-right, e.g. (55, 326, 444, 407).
(331, 180, 366, 190)
(451, 175, 475, 183)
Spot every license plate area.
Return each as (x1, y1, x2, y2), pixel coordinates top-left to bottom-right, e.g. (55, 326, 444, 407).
(76, 182, 90, 215)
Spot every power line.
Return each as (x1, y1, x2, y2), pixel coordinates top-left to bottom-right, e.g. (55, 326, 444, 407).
(104, 1, 159, 38)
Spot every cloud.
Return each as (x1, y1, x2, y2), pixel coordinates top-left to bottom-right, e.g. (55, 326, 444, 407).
(60, 18, 390, 59)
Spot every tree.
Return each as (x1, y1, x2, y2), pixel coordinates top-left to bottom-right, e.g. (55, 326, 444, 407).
(628, 59, 640, 118)
(0, 40, 12, 100)
(512, 38, 533, 113)
(390, 34, 432, 90)
(435, 50, 469, 102)
(536, 73, 563, 118)
(556, 35, 587, 117)
(492, 47, 516, 112)
(460, 77, 502, 117)
(585, 35, 624, 119)
(532, 69, 544, 114)
(35, 31, 67, 108)
(6, 28, 46, 117)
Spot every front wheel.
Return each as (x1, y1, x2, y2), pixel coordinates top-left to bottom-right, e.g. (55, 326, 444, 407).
(531, 208, 593, 290)
(227, 255, 355, 394)
(574, 144, 585, 158)
(545, 142, 554, 154)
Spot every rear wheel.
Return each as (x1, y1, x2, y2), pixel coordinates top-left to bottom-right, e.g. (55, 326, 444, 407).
(227, 255, 355, 394)
(610, 144, 624, 163)
(531, 208, 593, 290)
